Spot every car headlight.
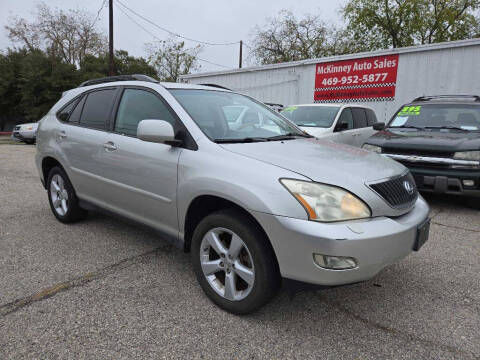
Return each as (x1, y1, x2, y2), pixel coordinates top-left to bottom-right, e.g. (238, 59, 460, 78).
(280, 179, 371, 222)
(362, 144, 382, 154)
(22, 126, 34, 131)
(453, 151, 480, 162)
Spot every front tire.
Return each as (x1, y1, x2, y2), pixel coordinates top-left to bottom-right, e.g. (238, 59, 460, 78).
(191, 209, 280, 314)
(47, 166, 87, 223)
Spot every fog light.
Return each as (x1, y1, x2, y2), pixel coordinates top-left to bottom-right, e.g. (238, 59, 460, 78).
(463, 180, 475, 187)
(313, 254, 357, 270)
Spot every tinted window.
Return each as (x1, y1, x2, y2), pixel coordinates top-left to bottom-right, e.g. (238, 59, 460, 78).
(337, 108, 354, 130)
(79, 89, 116, 130)
(366, 109, 377, 126)
(68, 96, 86, 124)
(114, 89, 176, 136)
(280, 106, 340, 128)
(57, 99, 78, 122)
(352, 108, 367, 128)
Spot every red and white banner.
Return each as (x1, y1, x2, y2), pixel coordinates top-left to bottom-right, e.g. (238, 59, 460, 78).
(314, 54, 399, 103)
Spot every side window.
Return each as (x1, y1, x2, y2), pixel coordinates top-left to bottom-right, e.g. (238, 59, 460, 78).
(57, 98, 79, 122)
(337, 108, 354, 130)
(79, 89, 116, 130)
(352, 108, 367, 128)
(114, 89, 176, 136)
(68, 95, 86, 124)
(366, 109, 377, 126)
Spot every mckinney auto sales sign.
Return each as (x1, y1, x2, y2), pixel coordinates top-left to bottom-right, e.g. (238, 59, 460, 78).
(314, 54, 399, 103)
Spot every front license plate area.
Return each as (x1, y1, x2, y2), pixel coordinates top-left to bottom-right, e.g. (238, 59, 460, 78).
(413, 218, 430, 251)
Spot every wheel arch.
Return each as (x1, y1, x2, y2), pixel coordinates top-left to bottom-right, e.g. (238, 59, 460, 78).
(182, 195, 277, 268)
(41, 156, 64, 189)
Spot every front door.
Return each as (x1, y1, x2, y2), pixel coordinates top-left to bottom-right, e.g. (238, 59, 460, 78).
(330, 108, 356, 145)
(99, 87, 182, 238)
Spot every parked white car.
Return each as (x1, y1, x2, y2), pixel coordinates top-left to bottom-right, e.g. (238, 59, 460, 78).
(11, 122, 39, 144)
(280, 104, 379, 147)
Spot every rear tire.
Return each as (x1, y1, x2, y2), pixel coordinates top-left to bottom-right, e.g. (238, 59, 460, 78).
(191, 209, 281, 314)
(47, 166, 87, 223)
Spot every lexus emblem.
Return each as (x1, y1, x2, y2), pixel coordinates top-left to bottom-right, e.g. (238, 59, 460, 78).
(403, 180, 414, 194)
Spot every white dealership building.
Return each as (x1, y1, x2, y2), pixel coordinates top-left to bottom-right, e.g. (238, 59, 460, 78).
(179, 38, 480, 122)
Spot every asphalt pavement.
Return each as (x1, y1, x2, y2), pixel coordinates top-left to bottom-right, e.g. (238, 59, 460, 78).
(0, 144, 479, 359)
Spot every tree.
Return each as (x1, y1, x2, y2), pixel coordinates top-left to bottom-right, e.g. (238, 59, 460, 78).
(249, 10, 335, 64)
(0, 48, 79, 129)
(79, 50, 157, 82)
(5, 1, 106, 65)
(343, 0, 480, 49)
(146, 39, 202, 82)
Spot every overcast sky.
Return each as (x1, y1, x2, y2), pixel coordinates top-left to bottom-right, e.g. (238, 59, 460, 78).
(0, 0, 345, 73)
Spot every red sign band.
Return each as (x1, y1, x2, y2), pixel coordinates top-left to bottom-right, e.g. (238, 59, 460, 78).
(314, 54, 399, 102)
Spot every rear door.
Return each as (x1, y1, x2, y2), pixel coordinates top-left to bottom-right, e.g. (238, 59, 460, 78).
(329, 107, 356, 145)
(99, 86, 183, 238)
(56, 87, 118, 204)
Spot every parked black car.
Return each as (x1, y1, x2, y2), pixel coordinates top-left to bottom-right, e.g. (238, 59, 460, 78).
(363, 95, 480, 200)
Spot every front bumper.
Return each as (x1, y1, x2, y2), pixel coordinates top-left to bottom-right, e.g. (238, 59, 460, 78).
(11, 130, 36, 142)
(408, 167, 480, 197)
(253, 196, 430, 286)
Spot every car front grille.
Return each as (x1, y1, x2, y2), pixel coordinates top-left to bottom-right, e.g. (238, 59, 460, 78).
(368, 172, 418, 209)
(382, 148, 454, 158)
(14, 126, 21, 131)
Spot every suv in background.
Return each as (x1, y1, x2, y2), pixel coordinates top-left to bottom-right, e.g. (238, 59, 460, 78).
(280, 104, 379, 147)
(363, 95, 480, 201)
(35, 75, 430, 314)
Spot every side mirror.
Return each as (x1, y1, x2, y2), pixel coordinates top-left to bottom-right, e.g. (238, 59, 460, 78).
(335, 122, 349, 132)
(137, 119, 181, 146)
(373, 122, 385, 131)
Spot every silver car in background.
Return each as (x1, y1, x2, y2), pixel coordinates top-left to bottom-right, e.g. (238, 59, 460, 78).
(281, 104, 379, 147)
(12, 122, 39, 144)
(35, 75, 430, 314)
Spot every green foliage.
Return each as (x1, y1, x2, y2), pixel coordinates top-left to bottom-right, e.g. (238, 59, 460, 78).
(0, 48, 156, 129)
(78, 50, 157, 83)
(343, 0, 480, 49)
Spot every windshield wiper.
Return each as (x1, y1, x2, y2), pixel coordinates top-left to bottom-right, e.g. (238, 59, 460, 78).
(267, 132, 313, 141)
(423, 126, 471, 132)
(214, 137, 269, 143)
(388, 125, 424, 130)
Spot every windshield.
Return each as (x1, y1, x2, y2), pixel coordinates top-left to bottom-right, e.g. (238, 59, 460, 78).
(388, 104, 480, 131)
(280, 106, 340, 128)
(170, 89, 306, 141)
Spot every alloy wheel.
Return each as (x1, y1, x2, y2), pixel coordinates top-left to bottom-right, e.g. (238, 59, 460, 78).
(200, 227, 255, 301)
(50, 174, 69, 216)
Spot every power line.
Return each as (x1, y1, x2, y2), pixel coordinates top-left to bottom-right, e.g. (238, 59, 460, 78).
(116, 0, 240, 46)
(116, 4, 231, 69)
(91, 0, 107, 27)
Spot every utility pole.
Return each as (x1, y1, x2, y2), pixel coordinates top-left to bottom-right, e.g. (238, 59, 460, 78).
(239, 40, 243, 69)
(109, 0, 115, 76)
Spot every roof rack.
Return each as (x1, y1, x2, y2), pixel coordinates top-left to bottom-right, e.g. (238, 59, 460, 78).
(412, 95, 480, 102)
(199, 83, 232, 90)
(79, 74, 159, 87)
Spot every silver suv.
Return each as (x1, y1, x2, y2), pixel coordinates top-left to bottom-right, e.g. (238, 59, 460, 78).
(35, 75, 430, 314)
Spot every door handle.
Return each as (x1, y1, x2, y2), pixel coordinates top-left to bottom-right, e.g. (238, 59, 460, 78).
(58, 130, 67, 138)
(103, 141, 117, 151)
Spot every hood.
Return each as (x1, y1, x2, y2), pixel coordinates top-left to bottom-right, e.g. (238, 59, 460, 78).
(300, 127, 332, 138)
(19, 123, 39, 130)
(367, 129, 480, 152)
(220, 138, 406, 187)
